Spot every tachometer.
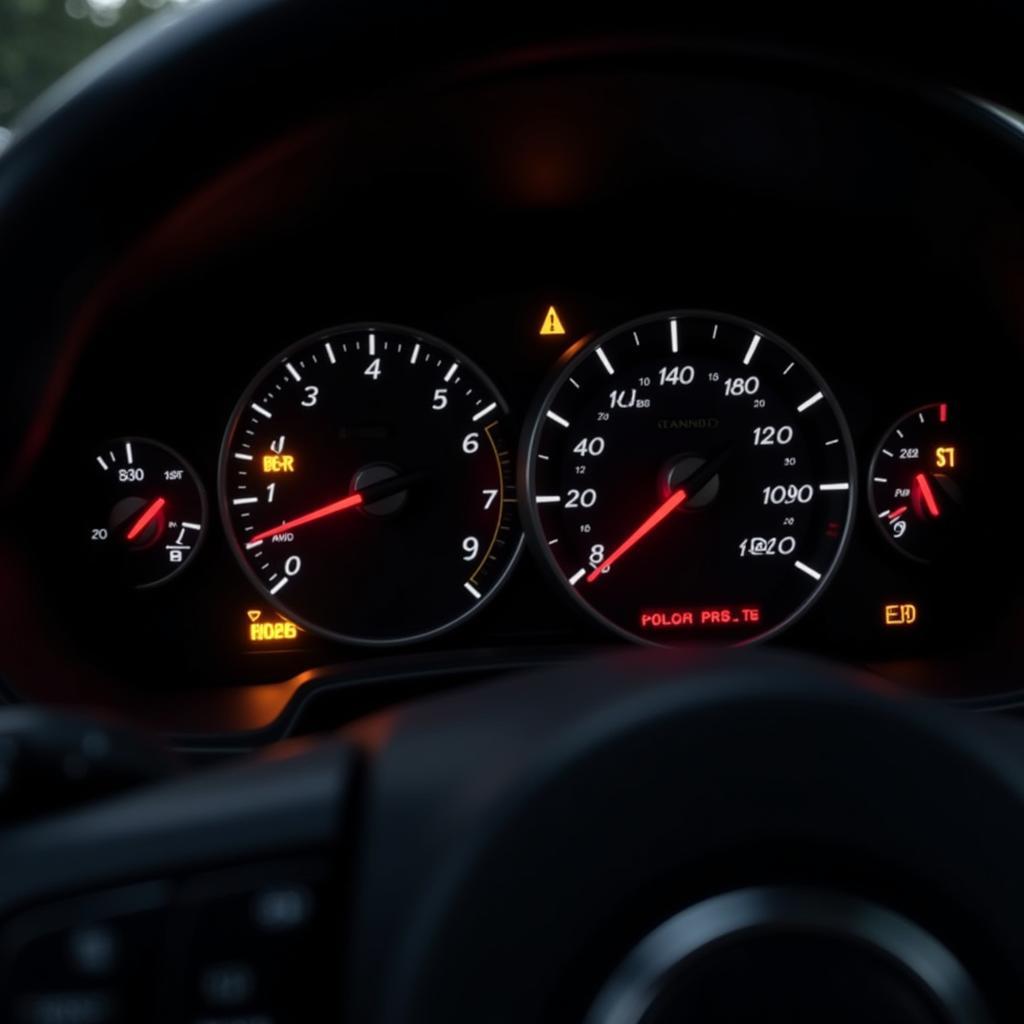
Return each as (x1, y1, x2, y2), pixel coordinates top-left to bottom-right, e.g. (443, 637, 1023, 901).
(220, 324, 521, 645)
(522, 311, 855, 644)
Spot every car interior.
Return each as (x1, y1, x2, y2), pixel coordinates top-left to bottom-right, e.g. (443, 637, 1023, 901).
(2, 1, 1024, 1021)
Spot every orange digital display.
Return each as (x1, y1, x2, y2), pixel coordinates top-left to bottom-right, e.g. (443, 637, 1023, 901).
(246, 609, 301, 643)
(640, 607, 761, 630)
(934, 446, 957, 469)
(884, 603, 918, 626)
(262, 454, 296, 473)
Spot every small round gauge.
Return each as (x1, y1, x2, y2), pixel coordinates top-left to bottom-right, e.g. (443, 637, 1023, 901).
(219, 323, 521, 646)
(523, 311, 856, 645)
(868, 403, 963, 563)
(86, 438, 207, 588)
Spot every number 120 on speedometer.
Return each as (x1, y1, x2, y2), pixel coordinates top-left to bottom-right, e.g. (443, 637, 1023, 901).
(522, 310, 855, 645)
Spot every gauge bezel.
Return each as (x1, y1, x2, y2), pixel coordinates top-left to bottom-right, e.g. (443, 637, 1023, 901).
(218, 321, 524, 647)
(866, 402, 950, 565)
(519, 309, 858, 647)
(88, 435, 208, 591)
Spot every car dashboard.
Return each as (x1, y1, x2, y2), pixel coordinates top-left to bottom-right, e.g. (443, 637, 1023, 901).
(3, 49, 1024, 746)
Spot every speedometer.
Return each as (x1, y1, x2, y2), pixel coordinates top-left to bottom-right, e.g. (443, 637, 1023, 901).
(522, 311, 855, 645)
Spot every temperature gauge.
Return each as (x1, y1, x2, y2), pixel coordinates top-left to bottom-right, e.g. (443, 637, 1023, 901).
(87, 438, 207, 587)
(868, 403, 963, 563)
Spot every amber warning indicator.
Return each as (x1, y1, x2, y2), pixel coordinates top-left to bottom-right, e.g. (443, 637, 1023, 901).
(539, 306, 566, 336)
(246, 609, 301, 643)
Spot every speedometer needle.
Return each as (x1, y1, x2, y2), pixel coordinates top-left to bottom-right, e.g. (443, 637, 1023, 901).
(587, 489, 688, 583)
(587, 443, 734, 583)
(126, 497, 166, 541)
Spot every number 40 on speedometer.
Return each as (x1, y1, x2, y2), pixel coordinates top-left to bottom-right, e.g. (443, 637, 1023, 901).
(522, 310, 856, 645)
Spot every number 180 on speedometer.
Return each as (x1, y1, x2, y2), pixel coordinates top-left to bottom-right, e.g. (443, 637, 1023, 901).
(522, 310, 856, 645)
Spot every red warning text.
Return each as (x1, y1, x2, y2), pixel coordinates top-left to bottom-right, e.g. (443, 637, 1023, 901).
(639, 607, 762, 630)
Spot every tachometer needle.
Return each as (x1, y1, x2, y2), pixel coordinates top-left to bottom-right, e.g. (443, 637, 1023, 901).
(250, 492, 365, 543)
(126, 497, 166, 541)
(587, 489, 688, 583)
(248, 470, 426, 544)
(915, 473, 941, 517)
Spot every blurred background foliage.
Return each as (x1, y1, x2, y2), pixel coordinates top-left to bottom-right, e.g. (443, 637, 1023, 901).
(0, 0, 204, 131)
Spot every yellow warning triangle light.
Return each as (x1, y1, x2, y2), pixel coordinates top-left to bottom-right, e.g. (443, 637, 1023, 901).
(246, 610, 262, 623)
(539, 306, 566, 336)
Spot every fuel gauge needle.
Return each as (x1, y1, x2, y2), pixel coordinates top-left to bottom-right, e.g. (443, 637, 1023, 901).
(915, 473, 941, 517)
(126, 497, 166, 541)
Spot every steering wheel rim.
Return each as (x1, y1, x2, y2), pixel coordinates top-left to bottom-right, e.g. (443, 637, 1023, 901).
(339, 650, 1024, 1021)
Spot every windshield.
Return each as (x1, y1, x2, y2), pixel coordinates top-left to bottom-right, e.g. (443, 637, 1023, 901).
(0, 0, 203, 138)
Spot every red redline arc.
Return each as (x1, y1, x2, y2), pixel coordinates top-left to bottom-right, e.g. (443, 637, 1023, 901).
(587, 489, 688, 583)
(250, 492, 365, 543)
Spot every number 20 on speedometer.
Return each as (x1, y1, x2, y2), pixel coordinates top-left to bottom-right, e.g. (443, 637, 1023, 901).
(522, 311, 856, 644)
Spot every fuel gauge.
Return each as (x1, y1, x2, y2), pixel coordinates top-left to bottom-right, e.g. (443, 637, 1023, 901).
(868, 403, 963, 563)
(87, 438, 207, 587)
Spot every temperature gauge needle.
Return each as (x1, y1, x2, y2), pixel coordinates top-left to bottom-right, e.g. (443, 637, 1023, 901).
(587, 489, 688, 583)
(915, 473, 941, 517)
(126, 497, 166, 541)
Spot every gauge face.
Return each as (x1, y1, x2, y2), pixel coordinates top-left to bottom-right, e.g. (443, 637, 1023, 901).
(868, 403, 962, 562)
(523, 311, 855, 645)
(86, 438, 206, 588)
(220, 324, 521, 645)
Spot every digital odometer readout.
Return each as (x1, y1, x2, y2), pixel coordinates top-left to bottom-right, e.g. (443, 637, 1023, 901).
(523, 311, 855, 645)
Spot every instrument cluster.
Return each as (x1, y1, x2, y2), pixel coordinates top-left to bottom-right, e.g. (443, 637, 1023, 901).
(59, 296, 991, 683)
(4, 57, 1024, 724)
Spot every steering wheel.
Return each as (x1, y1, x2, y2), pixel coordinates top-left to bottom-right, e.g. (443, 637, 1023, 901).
(3, 2, 1024, 1021)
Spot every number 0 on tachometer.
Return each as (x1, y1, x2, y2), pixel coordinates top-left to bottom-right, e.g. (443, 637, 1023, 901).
(220, 323, 521, 645)
(522, 311, 855, 644)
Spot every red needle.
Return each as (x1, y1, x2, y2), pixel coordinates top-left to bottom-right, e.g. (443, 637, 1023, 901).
(126, 497, 166, 541)
(915, 473, 941, 517)
(250, 492, 364, 543)
(888, 506, 909, 521)
(587, 489, 688, 583)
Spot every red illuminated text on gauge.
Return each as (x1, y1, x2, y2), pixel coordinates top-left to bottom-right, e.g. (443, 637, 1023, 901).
(640, 607, 762, 629)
